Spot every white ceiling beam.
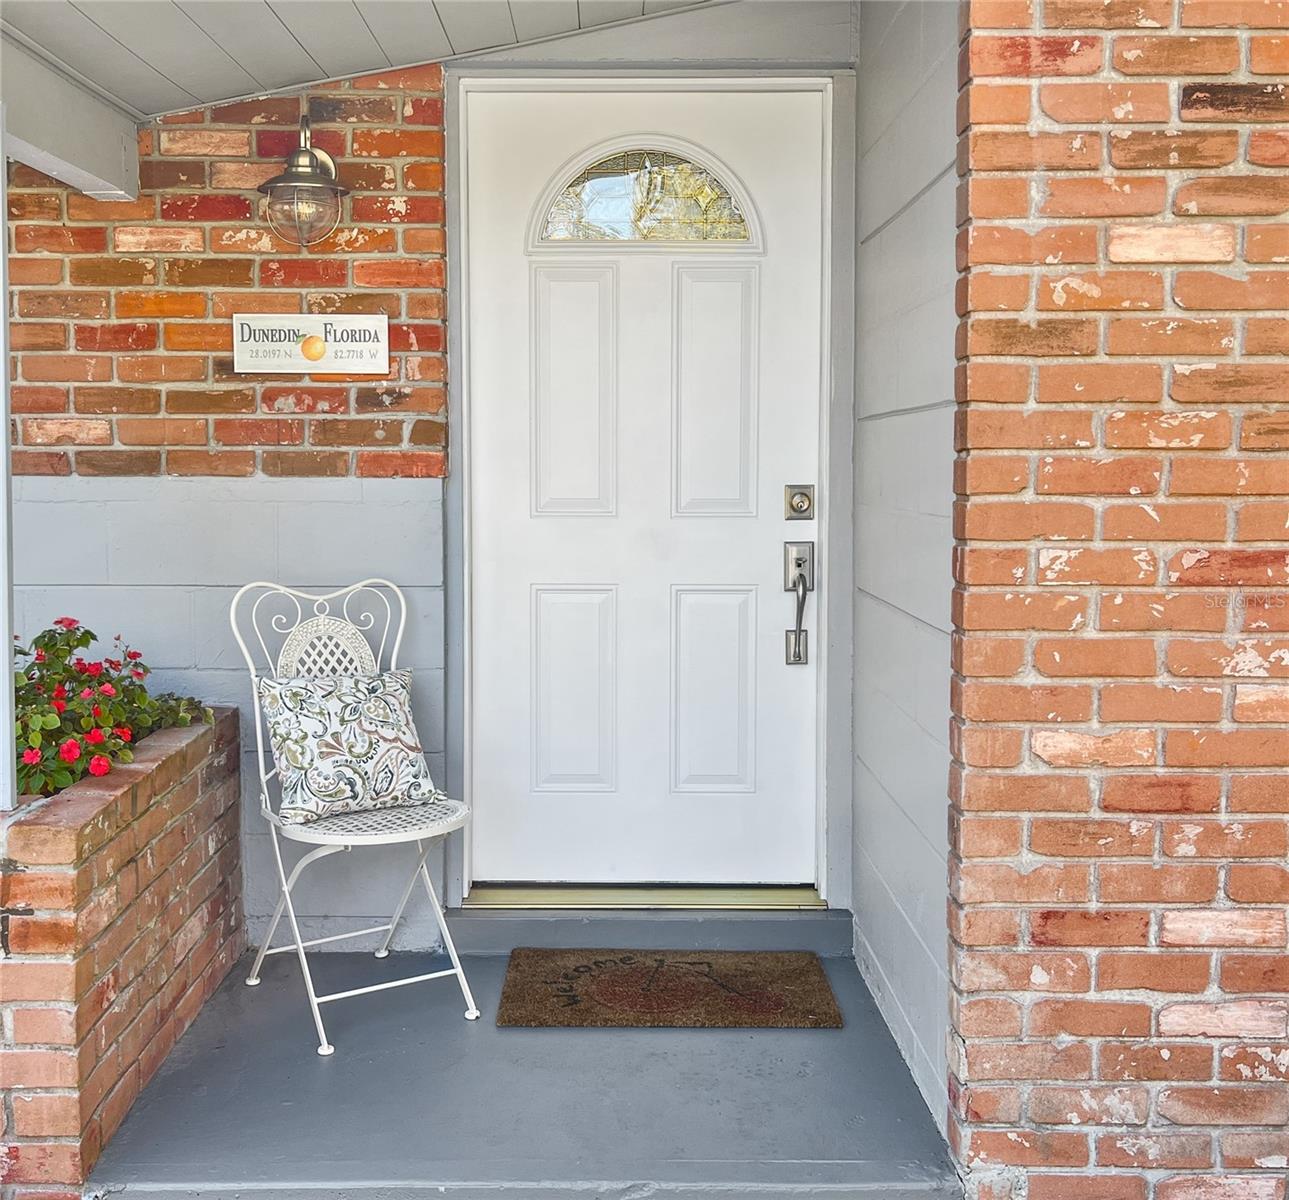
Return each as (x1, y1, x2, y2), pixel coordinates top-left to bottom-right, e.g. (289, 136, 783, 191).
(1, 35, 139, 199)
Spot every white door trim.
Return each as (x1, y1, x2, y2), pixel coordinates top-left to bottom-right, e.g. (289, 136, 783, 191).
(452, 74, 841, 901)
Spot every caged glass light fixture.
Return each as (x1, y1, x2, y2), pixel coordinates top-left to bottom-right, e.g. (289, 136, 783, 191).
(258, 115, 347, 246)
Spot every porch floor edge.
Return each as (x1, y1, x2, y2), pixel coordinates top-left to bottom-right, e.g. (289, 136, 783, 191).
(87, 1183, 961, 1199)
(446, 907, 856, 956)
(88, 953, 958, 1200)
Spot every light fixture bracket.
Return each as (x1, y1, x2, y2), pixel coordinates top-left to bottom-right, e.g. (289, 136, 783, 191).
(258, 115, 348, 197)
(258, 115, 348, 247)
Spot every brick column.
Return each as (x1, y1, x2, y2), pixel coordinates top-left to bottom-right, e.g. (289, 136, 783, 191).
(0, 711, 242, 1198)
(953, 0, 1289, 1196)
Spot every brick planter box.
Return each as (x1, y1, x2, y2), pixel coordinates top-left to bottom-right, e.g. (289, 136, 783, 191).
(0, 708, 243, 1197)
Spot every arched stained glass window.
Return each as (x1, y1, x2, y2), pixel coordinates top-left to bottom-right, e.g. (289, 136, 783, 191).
(540, 148, 750, 243)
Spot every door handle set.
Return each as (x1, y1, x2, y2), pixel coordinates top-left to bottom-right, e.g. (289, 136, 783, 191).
(784, 541, 814, 665)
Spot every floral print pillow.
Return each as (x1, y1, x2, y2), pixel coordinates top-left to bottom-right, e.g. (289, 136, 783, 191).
(258, 671, 439, 824)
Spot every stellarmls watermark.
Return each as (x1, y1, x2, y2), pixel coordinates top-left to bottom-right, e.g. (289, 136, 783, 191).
(1204, 592, 1289, 610)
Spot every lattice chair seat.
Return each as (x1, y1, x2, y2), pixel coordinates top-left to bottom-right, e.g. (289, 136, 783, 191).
(279, 795, 469, 847)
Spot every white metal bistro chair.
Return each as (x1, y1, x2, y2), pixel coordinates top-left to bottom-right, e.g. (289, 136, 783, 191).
(230, 579, 479, 1055)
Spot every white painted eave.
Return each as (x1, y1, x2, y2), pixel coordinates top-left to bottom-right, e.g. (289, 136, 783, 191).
(0, 0, 733, 122)
(1, 35, 140, 198)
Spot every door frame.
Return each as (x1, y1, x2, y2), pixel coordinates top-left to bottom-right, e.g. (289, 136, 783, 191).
(444, 72, 855, 907)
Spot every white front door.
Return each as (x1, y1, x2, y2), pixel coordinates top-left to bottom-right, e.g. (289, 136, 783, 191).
(464, 81, 828, 885)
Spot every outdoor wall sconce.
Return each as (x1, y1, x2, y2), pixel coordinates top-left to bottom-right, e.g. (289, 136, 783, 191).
(258, 115, 347, 246)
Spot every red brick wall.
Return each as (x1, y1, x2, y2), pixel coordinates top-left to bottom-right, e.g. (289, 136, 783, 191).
(6, 66, 445, 479)
(954, 1, 1289, 1196)
(0, 712, 242, 1198)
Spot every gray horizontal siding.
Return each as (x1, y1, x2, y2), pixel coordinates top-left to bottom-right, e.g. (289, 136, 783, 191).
(14, 475, 449, 950)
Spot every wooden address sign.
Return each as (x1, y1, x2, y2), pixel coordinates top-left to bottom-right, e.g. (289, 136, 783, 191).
(232, 313, 389, 375)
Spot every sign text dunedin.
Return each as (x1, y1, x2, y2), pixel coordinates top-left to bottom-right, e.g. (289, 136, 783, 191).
(231, 313, 390, 375)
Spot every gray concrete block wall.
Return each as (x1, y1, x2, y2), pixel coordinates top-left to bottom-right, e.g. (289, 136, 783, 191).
(13, 475, 449, 950)
(854, 0, 958, 1127)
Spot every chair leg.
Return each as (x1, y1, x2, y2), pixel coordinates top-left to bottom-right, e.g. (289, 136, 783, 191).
(245, 888, 287, 986)
(375, 842, 433, 959)
(248, 842, 344, 985)
(418, 845, 480, 1020)
(269, 829, 341, 1055)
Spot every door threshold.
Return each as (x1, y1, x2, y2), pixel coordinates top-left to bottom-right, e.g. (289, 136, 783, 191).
(462, 885, 825, 910)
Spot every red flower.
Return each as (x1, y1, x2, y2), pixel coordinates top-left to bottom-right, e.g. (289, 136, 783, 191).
(131, 669, 145, 680)
(58, 738, 81, 763)
(83, 661, 103, 678)
(52, 684, 67, 700)
(98, 683, 117, 697)
(79, 687, 94, 700)
(51, 699, 66, 714)
(114, 727, 133, 743)
(92, 705, 102, 718)
(126, 650, 143, 661)
(105, 659, 122, 671)
(34, 649, 46, 663)
(88, 755, 111, 777)
(53, 617, 79, 630)
(86, 727, 106, 745)
(22, 748, 42, 765)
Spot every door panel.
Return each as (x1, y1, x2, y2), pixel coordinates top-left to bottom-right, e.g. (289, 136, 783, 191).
(466, 86, 826, 885)
(531, 586, 617, 792)
(673, 266, 758, 516)
(671, 586, 756, 792)
(532, 266, 617, 515)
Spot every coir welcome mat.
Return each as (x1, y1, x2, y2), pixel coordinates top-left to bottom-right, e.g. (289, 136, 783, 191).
(496, 948, 843, 1029)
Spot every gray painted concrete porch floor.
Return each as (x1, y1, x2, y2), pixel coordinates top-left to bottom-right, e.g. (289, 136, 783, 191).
(89, 952, 958, 1200)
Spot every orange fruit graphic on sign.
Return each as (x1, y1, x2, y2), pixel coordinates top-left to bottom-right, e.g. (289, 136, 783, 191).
(300, 334, 326, 362)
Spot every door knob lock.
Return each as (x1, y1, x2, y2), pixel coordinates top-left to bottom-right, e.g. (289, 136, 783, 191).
(784, 541, 815, 665)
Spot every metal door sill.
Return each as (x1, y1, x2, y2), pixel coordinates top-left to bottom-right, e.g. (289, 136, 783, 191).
(461, 884, 826, 910)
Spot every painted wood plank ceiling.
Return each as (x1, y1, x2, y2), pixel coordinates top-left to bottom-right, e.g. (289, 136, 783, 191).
(0, 0, 709, 119)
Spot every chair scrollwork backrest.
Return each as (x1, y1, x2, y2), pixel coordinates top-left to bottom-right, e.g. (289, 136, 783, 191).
(228, 580, 408, 822)
(278, 615, 377, 677)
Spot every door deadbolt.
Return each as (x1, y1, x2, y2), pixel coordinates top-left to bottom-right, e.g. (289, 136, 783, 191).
(784, 484, 815, 520)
